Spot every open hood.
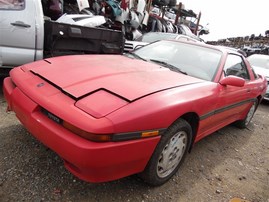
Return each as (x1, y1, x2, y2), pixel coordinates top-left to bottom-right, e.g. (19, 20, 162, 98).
(27, 55, 204, 101)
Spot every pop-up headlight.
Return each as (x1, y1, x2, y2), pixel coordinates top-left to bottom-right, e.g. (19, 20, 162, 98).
(75, 90, 129, 118)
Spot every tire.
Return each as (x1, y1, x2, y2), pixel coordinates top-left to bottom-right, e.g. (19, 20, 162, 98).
(140, 119, 192, 186)
(235, 99, 258, 128)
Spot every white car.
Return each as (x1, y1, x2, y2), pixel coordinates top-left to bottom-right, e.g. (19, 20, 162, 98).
(124, 32, 202, 52)
(247, 54, 269, 100)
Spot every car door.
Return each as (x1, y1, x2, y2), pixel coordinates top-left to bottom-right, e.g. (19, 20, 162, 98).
(0, 0, 36, 68)
(212, 54, 254, 126)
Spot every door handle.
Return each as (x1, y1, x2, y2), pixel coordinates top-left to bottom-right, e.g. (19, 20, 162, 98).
(247, 89, 251, 93)
(10, 21, 31, 28)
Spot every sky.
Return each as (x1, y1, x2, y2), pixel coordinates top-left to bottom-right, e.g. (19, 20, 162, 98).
(179, 0, 269, 41)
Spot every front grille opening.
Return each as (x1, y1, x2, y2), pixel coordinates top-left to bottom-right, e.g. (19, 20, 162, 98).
(41, 108, 63, 124)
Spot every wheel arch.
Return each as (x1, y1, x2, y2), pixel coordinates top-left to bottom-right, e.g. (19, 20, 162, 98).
(170, 112, 200, 152)
(257, 95, 263, 105)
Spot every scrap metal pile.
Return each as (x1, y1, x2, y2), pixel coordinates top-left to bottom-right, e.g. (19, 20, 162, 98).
(42, 0, 208, 41)
(207, 30, 269, 56)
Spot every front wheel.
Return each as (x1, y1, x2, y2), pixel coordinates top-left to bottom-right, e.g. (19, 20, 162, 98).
(140, 119, 192, 186)
(235, 99, 258, 128)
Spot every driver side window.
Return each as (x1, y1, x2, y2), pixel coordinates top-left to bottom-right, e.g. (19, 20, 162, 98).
(223, 54, 250, 80)
(0, 0, 24, 10)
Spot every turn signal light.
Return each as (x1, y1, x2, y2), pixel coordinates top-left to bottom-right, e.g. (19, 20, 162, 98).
(141, 130, 159, 137)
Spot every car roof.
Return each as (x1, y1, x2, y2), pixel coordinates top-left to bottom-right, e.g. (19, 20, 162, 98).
(215, 45, 246, 56)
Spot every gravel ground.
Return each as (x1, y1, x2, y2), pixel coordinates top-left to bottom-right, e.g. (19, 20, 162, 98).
(0, 75, 269, 202)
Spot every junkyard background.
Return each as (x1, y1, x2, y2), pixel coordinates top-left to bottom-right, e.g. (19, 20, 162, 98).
(0, 75, 268, 201)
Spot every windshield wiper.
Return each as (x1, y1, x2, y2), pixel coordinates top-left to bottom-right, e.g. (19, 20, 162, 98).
(149, 59, 187, 75)
(126, 52, 147, 61)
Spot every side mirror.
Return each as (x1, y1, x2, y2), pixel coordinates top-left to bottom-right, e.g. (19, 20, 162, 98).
(219, 76, 245, 87)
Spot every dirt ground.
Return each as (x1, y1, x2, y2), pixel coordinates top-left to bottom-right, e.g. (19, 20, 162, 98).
(0, 75, 268, 202)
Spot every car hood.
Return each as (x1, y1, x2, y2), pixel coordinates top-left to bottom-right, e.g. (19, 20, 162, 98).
(253, 66, 269, 79)
(28, 55, 204, 101)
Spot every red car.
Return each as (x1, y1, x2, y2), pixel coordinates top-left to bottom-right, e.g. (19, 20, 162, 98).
(3, 40, 267, 186)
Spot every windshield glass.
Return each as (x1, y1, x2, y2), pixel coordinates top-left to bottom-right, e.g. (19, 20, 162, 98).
(132, 41, 222, 81)
(247, 55, 269, 70)
(137, 33, 178, 43)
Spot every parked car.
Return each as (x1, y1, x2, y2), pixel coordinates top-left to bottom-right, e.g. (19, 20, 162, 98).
(0, 0, 124, 70)
(3, 40, 267, 186)
(247, 54, 269, 100)
(124, 31, 202, 52)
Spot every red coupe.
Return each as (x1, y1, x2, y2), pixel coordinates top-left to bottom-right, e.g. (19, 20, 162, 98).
(3, 40, 267, 186)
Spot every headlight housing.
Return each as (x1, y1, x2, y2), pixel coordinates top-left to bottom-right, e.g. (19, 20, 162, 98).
(75, 90, 129, 118)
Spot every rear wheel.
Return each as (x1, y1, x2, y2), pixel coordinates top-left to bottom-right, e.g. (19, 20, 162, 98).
(140, 119, 192, 186)
(235, 99, 258, 128)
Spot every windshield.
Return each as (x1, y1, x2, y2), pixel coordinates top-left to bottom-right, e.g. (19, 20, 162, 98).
(132, 41, 222, 81)
(247, 55, 269, 70)
(137, 33, 178, 43)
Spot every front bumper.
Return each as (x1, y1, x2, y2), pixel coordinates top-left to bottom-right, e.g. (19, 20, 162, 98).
(3, 77, 160, 183)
